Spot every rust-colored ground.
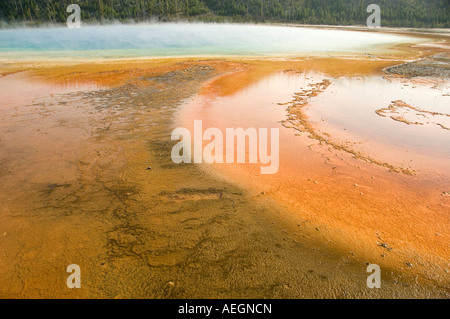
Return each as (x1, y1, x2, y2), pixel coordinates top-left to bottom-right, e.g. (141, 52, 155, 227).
(0, 30, 448, 298)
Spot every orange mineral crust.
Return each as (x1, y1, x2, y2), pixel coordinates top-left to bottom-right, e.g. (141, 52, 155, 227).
(179, 57, 449, 288)
(0, 30, 448, 297)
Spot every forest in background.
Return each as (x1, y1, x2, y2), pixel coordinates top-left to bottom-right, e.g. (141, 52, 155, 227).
(0, 0, 449, 28)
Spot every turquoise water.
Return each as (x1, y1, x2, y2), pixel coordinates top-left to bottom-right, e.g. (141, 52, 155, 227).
(0, 23, 422, 60)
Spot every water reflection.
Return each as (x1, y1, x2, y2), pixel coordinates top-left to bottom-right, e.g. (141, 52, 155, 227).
(181, 71, 450, 178)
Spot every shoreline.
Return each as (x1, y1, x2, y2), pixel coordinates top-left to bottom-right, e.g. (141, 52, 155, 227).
(2, 20, 449, 32)
(179, 66, 449, 290)
(175, 37, 449, 292)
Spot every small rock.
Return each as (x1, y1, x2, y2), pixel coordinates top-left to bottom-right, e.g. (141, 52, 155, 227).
(406, 262, 413, 267)
(167, 281, 175, 287)
(315, 227, 320, 231)
(146, 166, 152, 170)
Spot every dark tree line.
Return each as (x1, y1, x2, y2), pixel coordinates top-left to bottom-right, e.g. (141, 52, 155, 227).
(0, 0, 448, 28)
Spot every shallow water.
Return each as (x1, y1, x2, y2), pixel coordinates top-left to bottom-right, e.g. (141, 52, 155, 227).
(178, 69, 450, 285)
(181, 71, 450, 177)
(0, 58, 448, 297)
(306, 76, 450, 174)
(0, 23, 424, 60)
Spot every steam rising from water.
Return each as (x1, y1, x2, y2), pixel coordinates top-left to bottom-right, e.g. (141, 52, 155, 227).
(0, 23, 421, 59)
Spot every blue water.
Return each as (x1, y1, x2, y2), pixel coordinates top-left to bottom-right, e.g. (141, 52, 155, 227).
(0, 23, 422, 59)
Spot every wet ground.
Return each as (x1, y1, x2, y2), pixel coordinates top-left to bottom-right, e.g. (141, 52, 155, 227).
(0, 56, 448, 298)
(179, 67, 450, 293)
